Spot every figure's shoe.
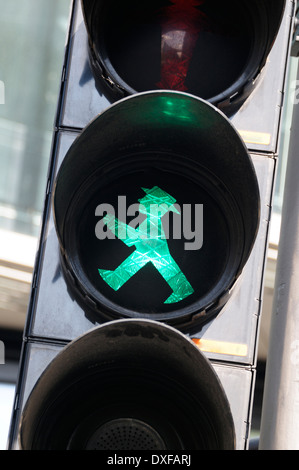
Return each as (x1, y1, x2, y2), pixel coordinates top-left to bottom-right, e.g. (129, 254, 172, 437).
(164, 283, 194, 304)
(98, 268, 125, 291)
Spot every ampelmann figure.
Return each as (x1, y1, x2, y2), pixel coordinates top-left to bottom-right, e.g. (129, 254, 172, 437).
(98, 186, 194, 304)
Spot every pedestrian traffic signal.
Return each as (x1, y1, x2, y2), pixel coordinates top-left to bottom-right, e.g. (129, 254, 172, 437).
(19, 320, 235, 450)
(53, 90, 260, 330)
(8, 0, 294, 451)
(81, 0, 286, 114)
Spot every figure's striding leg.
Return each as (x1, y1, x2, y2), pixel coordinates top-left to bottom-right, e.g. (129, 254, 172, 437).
(98, 249, 148, 291)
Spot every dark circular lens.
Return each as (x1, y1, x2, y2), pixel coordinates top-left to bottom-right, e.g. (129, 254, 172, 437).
(82, 0, 285, 113)
(75, 166, 239, 317)
(19, 320, 236, 450)
(103, 1, 252, 98)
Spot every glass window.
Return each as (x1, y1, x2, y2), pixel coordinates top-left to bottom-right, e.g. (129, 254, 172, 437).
(0, 0, 71, 237)
(0, 0, 71, 449)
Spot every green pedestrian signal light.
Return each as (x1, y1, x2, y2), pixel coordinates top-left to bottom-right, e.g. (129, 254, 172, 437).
(98, 186, 194, 304)
(53, 90, 260, 330)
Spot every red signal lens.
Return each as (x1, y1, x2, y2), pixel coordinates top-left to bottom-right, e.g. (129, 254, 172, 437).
(157, 0, 212, 91)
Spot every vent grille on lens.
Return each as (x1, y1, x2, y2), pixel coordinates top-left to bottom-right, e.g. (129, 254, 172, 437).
(85, 418, 167, 450)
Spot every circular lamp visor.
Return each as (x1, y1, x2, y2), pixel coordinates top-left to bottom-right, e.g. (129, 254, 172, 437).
(53, 91, 260, 329)
(82, 0, 285, 113)
(19, 320, 236, 450)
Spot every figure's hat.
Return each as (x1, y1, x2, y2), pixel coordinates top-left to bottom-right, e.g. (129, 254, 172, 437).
(138, 186, 181, 215)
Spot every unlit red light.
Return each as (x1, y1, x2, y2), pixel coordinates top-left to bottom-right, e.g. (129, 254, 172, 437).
(157, 0, 210, 91)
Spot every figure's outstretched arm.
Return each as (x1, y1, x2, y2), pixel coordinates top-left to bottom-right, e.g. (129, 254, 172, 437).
(102, 214, 140, 247)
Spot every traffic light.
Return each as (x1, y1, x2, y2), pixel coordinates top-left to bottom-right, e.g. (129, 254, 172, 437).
(19, 319, 236, 450)
(8, 0, 294, 451)
(81, 0, 286, 116)
(53, 91, 260, 329)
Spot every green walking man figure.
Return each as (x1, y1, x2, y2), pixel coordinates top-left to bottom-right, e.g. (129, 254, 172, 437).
(98, 186, 194, 304)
